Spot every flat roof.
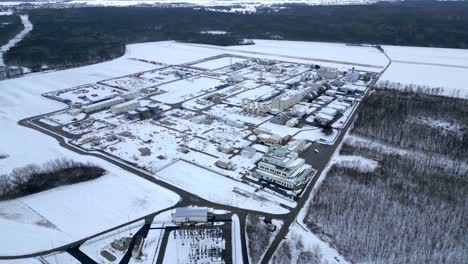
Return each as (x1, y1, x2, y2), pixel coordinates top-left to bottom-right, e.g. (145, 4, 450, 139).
(175, 207, 208, 218)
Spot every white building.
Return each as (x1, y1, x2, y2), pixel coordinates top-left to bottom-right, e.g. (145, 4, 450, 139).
(286, 139, 309, 153)
(82, 97, 125, 113)
(314, 112, 335, 125)
(227, 73, 244, 83)
(172, 207, 210, 224)
(286, 118, 299, 127)
(317, 68, 340, 79)
(241, 146, 257, 158)
(255, 145, 313, 190)
(111, 100, 140, 115)
(241, 99, 270, 116)
(271, 84, 320, 113)
(121, 90, 141, 100)
(345, 68, 360, 83)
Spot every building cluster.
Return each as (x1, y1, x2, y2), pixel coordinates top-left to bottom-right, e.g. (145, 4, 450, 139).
(254, 145, 313, 190)
(241, 99, 270, 116)
(270, 83, 320, 113)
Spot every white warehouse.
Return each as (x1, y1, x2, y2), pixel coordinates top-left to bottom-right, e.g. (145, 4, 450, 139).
(271, 83, 320, 113)
(172, 207, 212, 224)
(111, 100, 140, 115)
(82, 97, 125, 113)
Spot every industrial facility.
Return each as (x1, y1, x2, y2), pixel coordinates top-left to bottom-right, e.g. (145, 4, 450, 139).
(255, 145, 313, 190)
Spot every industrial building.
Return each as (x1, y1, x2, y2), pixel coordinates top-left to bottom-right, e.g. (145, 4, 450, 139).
(82, 97, 125, 113)
(270, 83, 320, 113)
(345, 68, 360, 83)
(339, 84, 366, 95)
(286, 139, 309, 153)
(172, 207, 212, 225)
(241, 99, 270, 116)
(215, 159, 235, 170)
(121, 90, 141, 100)
(317, 68, 340, 79)
(111, 100, 140, 115)
(255, 145, 313, 190)
(313, 112, 335, 125)
(135, 107, 152, 119)
(241, 146, 256, 158)
(125, 110, 140, 120)
(257, 133, 287, 145)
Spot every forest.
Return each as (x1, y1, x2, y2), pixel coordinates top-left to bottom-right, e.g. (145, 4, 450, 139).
(304, 88, 467, 264)
(5, 0, 468, 71)
(0, 158, 106, 200)
(0, 14, 23, 47)
(245, 214, 276, 264)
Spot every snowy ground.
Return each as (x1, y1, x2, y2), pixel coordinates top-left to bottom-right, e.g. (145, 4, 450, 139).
(80, 221, 145, 264)
(0, 169, 179, 256)
(155, 160, 295, 214)
(379, 45, 468, 98)
(152, 76, 223, 104)
(191, 56, 247, 70)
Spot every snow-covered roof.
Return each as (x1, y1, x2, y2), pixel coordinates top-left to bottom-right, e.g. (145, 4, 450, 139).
(174, 207, 208, 218)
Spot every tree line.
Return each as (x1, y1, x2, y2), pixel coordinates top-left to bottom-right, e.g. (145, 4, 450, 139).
(0, 14, 23, 47)
(304, 88, 468, 263)
(0, 158, 106, 200)
(5, 0, 468, 70)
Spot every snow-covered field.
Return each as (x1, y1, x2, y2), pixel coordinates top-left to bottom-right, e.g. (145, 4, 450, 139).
(0, 168, 179, 255)
(379, 45, 468, 98)
(191, 56, 247, 70)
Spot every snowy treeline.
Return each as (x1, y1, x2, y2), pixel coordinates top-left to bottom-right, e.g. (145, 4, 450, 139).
(0, 158, 105, 200)
(246, 214, 275, 264)
(305, 89, 468, 264)
(353, 87, 467, 159)
(271, 233, 325, 264)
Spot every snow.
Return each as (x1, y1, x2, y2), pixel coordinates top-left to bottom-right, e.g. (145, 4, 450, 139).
(41, 252, 81, 264)
(206, 104, 272, 125)
(231, 214, 243, 264)
(0, 15, 32, 66)
(277, 222, 348, 264)
(333, 154, 379, 172)
(192, 56, 247, 70)
(226, 85, 281, 106)
(152, 76, 223, 104)
(380, 45, 468, 98)
(80, 221, 144, 264)
(0, 170, 179, 255)
(155, 160, 294, 214)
